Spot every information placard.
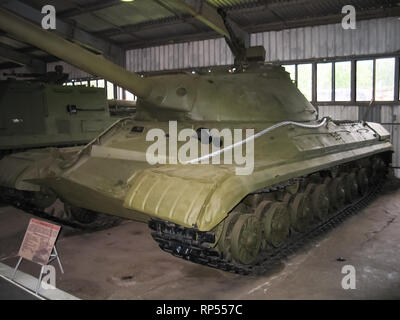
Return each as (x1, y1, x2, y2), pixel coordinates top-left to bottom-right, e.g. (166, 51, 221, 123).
(18, 218, 61, 265)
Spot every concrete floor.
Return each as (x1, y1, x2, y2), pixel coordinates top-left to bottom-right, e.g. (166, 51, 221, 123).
(0, 178, 399, 300)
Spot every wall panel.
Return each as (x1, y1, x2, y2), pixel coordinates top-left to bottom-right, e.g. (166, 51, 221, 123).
(123, 17, 399, 72)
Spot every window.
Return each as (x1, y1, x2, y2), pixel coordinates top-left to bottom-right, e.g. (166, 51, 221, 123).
(375, 58, 395, 101)
(297, 64, 312, 101)
(335, 61, 351, 101)
(63, 56, 398, 105)
(125, 91, 135, 101)
(107, 81, 114, 99)
(283, 65, 296, 81)
(398, 60, 400, 101)
(356, 60, 373, 101)
(97, 79, 105, 88)
(114, 87, 123, 100)
(317, 63, 332, 101)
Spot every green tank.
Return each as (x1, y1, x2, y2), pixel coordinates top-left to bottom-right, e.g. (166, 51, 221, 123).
(0, 66, 119, 158)
(0, 8, 393, 272)
(108, 99, 136, 117)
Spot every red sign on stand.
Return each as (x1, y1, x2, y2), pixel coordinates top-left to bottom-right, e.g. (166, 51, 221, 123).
(18, 218, 61, 266)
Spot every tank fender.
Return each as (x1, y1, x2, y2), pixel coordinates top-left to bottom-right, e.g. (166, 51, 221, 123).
(365, 122, 390, 141)
(123, 165, 249, 231)
(0, 149, 60, 191)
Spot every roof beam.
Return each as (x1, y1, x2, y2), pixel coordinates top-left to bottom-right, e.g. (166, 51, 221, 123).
(153, 0, 207, 33)
(97, 16, 198, 38)
(60, 0, 144, 42)
(0, 0, 125, 66)
(260, 0, 288, 26)
(0, 44, 45, 72)
(122, 30, 218, 50)
(159, 0, 230, 38)
(158, 0, 250, 52)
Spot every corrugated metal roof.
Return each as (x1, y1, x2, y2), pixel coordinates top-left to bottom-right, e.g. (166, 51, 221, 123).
(207, 0, 258, 8)
(23, 0, 76, 12)
(70, 1, 176, 32)
(0, 0, 399, 69)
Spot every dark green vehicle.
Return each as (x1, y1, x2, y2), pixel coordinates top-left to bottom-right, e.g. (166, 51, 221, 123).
(0, 8, 393, 273)
(0, 66, 120, 158)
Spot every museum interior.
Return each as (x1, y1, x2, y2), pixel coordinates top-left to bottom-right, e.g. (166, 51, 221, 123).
(0, 0, 399, 302)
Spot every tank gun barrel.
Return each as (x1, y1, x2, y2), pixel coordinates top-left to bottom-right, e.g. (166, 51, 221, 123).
(0, 8, 152, 98)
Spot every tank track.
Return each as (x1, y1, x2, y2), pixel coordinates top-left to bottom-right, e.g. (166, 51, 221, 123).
(149, 155, 389, 275)
(0, 188, 122, 231)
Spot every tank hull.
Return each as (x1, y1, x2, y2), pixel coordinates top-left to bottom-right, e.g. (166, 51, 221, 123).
(0, 119, 392, 231)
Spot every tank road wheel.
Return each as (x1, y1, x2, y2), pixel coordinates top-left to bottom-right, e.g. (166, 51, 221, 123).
(371, 157, 387, 183)
(356, 168, 369, 195)
(289, 193, 312, 232)
(217, 211, 241, 259)
(329, 177, 345, 209)
(341, 173, 359, 203)
(64, 203, 99, 224)
(32, 191, 57, 209)
(230, 214, 262, 264)
(309, 184, 330, 221)
(256, 201, 290, 247)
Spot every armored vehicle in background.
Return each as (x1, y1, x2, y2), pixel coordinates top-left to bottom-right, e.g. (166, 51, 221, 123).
(0, 8, 393, 272)
(108, 99, 136, 117)
(0, 66, 119, 158)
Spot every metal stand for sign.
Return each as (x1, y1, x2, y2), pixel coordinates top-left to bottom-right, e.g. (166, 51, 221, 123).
(11, 246, 64, 295)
